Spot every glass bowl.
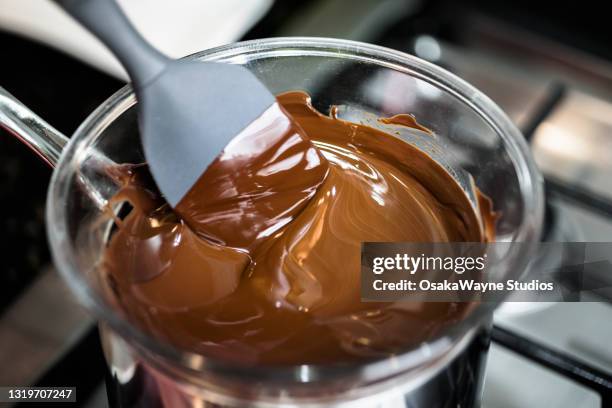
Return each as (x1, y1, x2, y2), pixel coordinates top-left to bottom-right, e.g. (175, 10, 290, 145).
(45, 37, 544, 406)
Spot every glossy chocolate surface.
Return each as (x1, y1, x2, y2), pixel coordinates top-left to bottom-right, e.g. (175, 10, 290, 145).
(101, 91, 495, 365)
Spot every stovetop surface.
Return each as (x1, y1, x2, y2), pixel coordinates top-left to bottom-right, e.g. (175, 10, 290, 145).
(1, 1, 612, 407)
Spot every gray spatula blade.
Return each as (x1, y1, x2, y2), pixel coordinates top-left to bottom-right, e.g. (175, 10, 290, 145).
(54, 0, 276, 206)
(139, 62, 275, 206)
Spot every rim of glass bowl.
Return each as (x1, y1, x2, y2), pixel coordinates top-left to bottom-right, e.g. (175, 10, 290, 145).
(46, 37, 544, 384)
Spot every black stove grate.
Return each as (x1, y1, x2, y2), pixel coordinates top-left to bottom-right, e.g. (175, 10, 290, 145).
(492, 326, 612, 406)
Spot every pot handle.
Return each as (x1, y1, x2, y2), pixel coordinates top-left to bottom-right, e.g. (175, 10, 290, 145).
(0, 86, 69, 168)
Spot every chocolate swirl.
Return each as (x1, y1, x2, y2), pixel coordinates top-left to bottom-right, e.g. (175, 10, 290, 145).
(101, 91, 495, 365)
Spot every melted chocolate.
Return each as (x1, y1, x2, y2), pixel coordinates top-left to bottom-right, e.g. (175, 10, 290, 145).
(101, 91, 495, 365)
(378, 113, 432, 134)
(175, 102, 329, 250)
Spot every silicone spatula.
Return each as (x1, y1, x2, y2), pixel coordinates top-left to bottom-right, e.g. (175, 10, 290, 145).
(54, 0, 277, 208)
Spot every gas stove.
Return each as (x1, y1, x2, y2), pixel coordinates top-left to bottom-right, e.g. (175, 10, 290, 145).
(1, 1, 611, 407)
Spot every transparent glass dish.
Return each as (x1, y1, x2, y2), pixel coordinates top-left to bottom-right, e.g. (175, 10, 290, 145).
(1, 37, 543, 407)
